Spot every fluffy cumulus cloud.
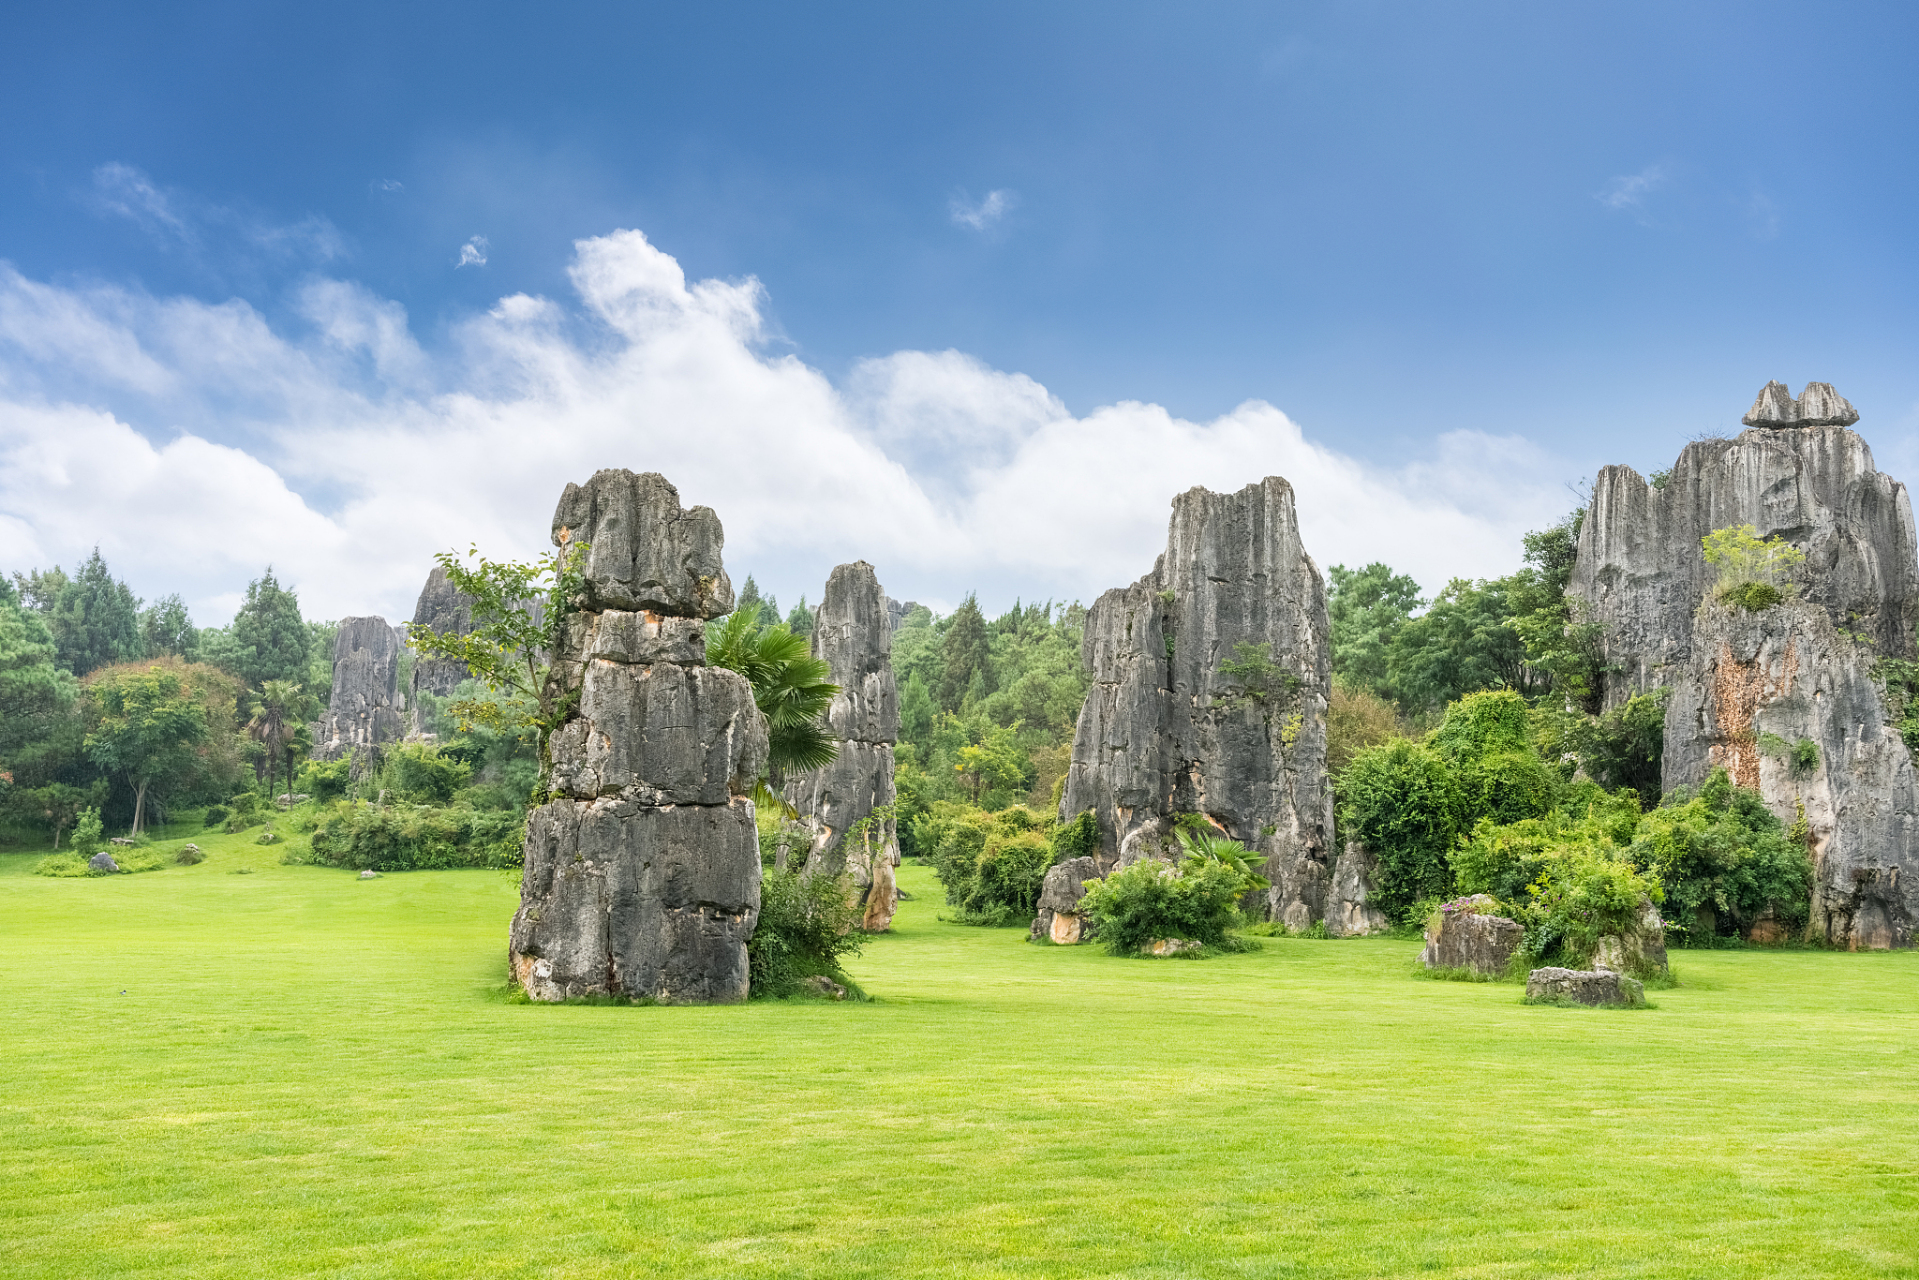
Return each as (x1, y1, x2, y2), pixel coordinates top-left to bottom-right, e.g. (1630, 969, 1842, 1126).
(0, 228, 1574, 626)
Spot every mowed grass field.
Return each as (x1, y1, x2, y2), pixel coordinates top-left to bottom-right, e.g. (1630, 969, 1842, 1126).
(3, 825, 1916, 1279)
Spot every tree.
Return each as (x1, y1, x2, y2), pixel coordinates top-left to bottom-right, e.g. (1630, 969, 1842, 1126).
(11, 566, 68, 612)
(0, 596, 80, 776)
(785, 596, 815, 638)
(1387, 576, 1535, 712)
(228, 568, 311, 689)
(1327, 562, 1423, 700)
(48, 548, 143, 677)
(84, 665, 210, 835)
(14, 781, 101, 848)
(140, 594, 198, 660)
(706, 610, 839, 785)
(247, 679, 319, 804)
(406, 544, 586, 775)
(936, 594, 992, 712)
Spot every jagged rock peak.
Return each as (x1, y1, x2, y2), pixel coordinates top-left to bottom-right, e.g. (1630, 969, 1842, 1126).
(312, 616, 405, 760)
(550, 469, 734, 618)
(408, 565, 477, 705)
(1742, 380, 1860, 429)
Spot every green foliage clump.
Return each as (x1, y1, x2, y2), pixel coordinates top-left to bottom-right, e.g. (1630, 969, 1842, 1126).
(1078, 854, 1258, 956)
(70, 806, 104, 856)
(296, 757, 351, 802)
(1703, 524, 1804, 609)
(1338, 738, 1466, 922)
(747, 867, 866, 998)
(707, 612, 839, 782)
(307, 801, 523, 871)
(1632, 769, 1811, 941)
(384, 745, 472, 804)
(1874, 658, 1919, 761)
(225, 567, 313, 689)
(1538, 688, 1668, 801)
(1326, 562, 1422, 701)
(202, 805, 229, 828)
(36, 846, 167, 877)
(918, 802, 1092, 925)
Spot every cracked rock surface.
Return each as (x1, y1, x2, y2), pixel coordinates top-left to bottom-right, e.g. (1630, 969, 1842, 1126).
(1057, 478, 1348, 931)
(311, 616, 405, 761)
(510, 470, 768, 1003)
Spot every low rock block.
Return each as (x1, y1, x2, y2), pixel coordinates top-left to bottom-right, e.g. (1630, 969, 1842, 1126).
(1420, 896, 1523, 976)
(1525, 967, 1647, 1007)
(1029, 855, 1102, 944)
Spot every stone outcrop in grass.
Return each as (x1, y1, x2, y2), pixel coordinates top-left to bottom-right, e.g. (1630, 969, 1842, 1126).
(784, 562, 902, 930)
(1029, 855, 1102, 945)
(1058, 477, 1342, 930)
(1571, 382, 1919, 948)
(510, 470, 767, 1004)
(311, 616, 405, 761)
(1588, 898, 1671, 975)
(1524, 967, 1648, 1008)
(1419, 895, 1522, 976)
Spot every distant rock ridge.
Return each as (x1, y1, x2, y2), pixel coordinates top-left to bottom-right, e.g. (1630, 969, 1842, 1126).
(407, 565, 477, 726)
(1571, 382, 1919, 949)
(1058, 477, 1372, 932)
(509, 469, 767, 1004)
(310, 616, 405, 762)
(786, 561, 903, 931)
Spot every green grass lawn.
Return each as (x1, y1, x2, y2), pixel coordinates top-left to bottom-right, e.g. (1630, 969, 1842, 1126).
(3, 825, 1916, 1279)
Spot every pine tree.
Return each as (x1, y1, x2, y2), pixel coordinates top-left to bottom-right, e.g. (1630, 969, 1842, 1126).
(936, 594, 993, 711)
(229, 568, 311, 689)
(48, 549, 143, 677)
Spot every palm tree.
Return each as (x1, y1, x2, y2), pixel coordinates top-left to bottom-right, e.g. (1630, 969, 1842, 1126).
(247, 680, 314, 806)
(706, 611, 839, 788)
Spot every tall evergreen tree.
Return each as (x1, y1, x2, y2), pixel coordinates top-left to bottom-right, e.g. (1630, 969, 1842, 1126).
(0, 596, 79, 772)
(141, 594, 199, 660)
(785, 596, 814, 638)
(1327, 562, 1423, 701)
(48, 548, 143, 677)
(229, 567, 311, 689)
(936, 594, 993, 711)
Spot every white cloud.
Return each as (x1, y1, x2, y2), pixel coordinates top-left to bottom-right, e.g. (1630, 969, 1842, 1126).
(1598, 165, 1666, 220)
(950, 189, 1016, 231)
(456, 235, 489, 268)
(91, 162, 193, 242)
(0, 227, 1576, 628)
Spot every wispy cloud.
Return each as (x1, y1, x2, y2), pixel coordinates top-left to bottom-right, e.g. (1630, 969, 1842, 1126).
(91, 163, 194, 243)
(950, 189, 1016, 231)
(371, 178, 404, 193)
(0, 227, 1574, 627)
(84, 162, 345, 272)
(456, 235, 489, 268)
(1597, 165, 1666, 222)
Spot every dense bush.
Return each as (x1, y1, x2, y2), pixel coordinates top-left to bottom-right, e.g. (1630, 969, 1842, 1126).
(296, 757, 351, 802)
(307, 801, 523, 871)
(1631, 768, 1811, 940)
(384, 745, 472, 804)
(1338, 738, 1465, 922)
(918, 804, 1098, 925)
(1078, 855, 1255, 955)
(747, 866, 867, 997)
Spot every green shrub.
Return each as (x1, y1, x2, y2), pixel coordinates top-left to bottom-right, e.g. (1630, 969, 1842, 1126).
(920, 802, 1087, 925)
(307, 801, 523, 871)
(1630, 768, 1811, 941)
(1079, 856, 1253, 956)
(297, 757, 351, 802)
(35, 846, 165, 876)
(175, 845, 205, 865)
(1522, 845, 1663, 968)
(384, 745, 472, 804)
(1338, 738, 1465, 923)
(747, 867, 867, 997)
(70, 807, 104, 857)
(1722, 581, 1784, 612)
(202, 805, 229, 828)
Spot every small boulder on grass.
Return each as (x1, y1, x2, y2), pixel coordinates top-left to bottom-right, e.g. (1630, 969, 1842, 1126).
(1420, 895, 1523, 976)
(175, 844, 204, 865)
(87, 852, 120, 874)
(1525, 967, 1647, 1008)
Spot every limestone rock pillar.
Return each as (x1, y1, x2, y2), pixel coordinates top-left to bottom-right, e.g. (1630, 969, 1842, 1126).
(509, 470, 769, 1002)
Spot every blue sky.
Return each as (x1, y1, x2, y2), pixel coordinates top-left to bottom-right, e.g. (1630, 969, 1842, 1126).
(3, 2, 1917, 623)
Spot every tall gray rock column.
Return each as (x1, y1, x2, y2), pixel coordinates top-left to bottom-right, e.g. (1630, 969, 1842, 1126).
(407, 565, 477, 729)
(1058, 477, 1345, 931)
(785, 561, 902, 930)
(1571, 382, 1919, 948)
(510, 470, 769, 1003)
(311, 617, 405, 761)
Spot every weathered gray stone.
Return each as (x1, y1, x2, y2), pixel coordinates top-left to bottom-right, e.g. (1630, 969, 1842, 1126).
(1571, 386, 1919, 948)
(1058, 477, 1334, 929)
(1419, 895, 1524, 975)
(1665, 595, 1917, 949)
(1029, 854, 1102, 944)
(87, 852, 119, 873)
(1525, 967, 1647, 1007)
(547, 661, 766, 804)
(407, 565, 477, 708)
(1589, 899, 1670, 975)
(1325, 840, 1389, 937)
(551, 470, 734, 618)
(786, 563, 902, 929)
(312, 617, 405, 761)
(511, 471, 767, 1004)
(510, 797, 760, 1003)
